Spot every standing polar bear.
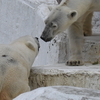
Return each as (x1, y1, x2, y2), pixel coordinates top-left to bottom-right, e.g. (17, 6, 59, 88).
(41, 0, 100, 66)
(0, 35, 39, 100)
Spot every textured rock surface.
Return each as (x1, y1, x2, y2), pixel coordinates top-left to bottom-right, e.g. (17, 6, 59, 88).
(49, 35, 100, 65)
(13, 86, 100, 100)
(29, 63, 100, 90)
(83, 35, 100, 64)
(92, 12, 100, 34)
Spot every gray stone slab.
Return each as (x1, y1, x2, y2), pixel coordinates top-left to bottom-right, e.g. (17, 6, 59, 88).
(29, 63, 100, 90)
(83, 35, 100, 64)
(13, 86, 100, 100)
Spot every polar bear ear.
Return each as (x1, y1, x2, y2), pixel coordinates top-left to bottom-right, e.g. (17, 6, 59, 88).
(56, 0, 62, 4)
(48, 6, 53, 11)
(48, 5, 56, 11)
(68, 10, 78, 18)
(25, 41, 35, 51)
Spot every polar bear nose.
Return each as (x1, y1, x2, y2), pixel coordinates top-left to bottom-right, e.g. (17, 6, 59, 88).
(35, 37, 38, 41)
(40, 35, 44, 40)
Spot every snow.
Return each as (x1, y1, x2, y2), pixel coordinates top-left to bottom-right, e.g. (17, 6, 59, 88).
(13, 86, 100, 100)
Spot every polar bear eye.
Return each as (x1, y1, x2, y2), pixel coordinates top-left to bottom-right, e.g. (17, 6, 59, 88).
(51, 22, 53, 26)
(69, 10, 77, 18)
(51, 22, 57, 29)
(70, 12, 76, 17)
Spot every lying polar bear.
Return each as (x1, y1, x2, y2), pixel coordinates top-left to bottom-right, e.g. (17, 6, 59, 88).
(41, 0, 100, 66)
(0, 35, 40, 100)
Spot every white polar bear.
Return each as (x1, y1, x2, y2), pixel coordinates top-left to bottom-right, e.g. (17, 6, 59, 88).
(40, 0, 100, 66)
(0, 35, 40, 100)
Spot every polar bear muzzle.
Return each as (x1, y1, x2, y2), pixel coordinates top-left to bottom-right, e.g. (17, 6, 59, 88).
(40, 22, 57, 42)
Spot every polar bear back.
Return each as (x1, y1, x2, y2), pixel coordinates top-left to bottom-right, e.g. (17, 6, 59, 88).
(0, 45, 28, 92)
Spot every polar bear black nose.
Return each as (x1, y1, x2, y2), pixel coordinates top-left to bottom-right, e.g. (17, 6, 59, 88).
(35, 37, 38, 41)
(40, 35, 44, 40)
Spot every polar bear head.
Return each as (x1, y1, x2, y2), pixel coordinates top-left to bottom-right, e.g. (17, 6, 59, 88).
(41, 0, 78, 42)
(11, 36, 40, 61)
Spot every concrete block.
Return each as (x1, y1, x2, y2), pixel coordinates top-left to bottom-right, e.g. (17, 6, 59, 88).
(83, 35, 100, 64)
(49, 34, 100, 64)
(92, 12, 100, 33)
(29, 63, 100, 90)
(13, 86, 100, 100)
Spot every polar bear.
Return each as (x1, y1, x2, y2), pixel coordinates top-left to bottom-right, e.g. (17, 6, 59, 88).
(0, 35, 40, 100)
(40, 0, 100, 66)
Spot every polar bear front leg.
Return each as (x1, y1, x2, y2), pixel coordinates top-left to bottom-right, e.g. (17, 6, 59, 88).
(83, 12, 93, 36)
(66, 22, 84, 66)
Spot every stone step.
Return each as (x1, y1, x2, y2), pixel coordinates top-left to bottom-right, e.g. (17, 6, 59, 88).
(29, 63, 100, 90)
(13, 86, 100, 100)
(84, 34, 100, 41)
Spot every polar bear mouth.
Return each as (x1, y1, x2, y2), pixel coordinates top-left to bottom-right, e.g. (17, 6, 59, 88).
(40, 36, 53, 42)
(35, 37, 40, 50)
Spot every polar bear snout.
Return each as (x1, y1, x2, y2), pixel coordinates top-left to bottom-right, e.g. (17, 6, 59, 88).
(40, 28, 53, 42)
(40, 34, 47, 42)
(40, 34, 52, 42)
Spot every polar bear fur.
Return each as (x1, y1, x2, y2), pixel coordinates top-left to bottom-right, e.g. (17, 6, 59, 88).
(0, 35, 39, 100)
(41, 0, 100, 66)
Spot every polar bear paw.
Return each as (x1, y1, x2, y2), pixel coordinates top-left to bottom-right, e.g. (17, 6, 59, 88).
(66, 60, 83, 66)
